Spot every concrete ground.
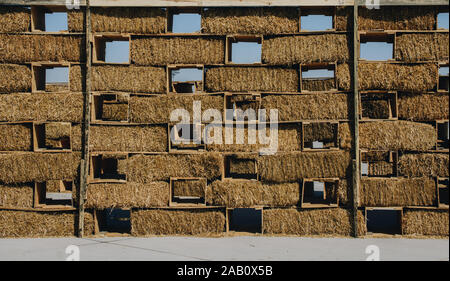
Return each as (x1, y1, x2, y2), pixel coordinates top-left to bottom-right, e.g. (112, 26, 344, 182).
(0, 237, 448, 261)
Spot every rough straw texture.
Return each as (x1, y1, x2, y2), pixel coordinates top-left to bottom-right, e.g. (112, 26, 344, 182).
(0, 124, 32, 151)
(131, 209, 226, 236)
(398, 153, 449, 178)
(403, 209, 449, 236)
(0, 64, 32, 93)
(202, 7, 299, 34)
(0, 183, 34, 208)
(0, 6, 30, 32)
(398, 93, 449, 121)
(395, 33, 449, 62)
(359, 121, 437, 151)
(262, 34, 350, 65)
(360, 178, 436, 207)
(131, 37, 225, 65)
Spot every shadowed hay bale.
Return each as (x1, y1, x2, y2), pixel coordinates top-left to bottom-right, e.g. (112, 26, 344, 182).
(202, 7, 298, 34)
(335, 7, 353, 31)
(129, 95, 223, 123)
(125, 154, 223, 183)
(337, 180, 352, 207)
(71, 125, 82, 151)
(0, 210, 94, 238)
(0, 64, 31, 93)
(303, 123, 336, 143)
(398, 153, 449, 178)
(263, 208, 366, 236)
(45, 123, 71, 148)
(131, 209, 226, 235)
(102, 103, 128, 121)
(403, 209, 449, 236)
(131, 37, 225, 65)
(261, 93, 351, 121)
(360, 178, 436, 207)
(0, 153, 77, 184)
(368, 162, 395, 176)
(0, 124, 32, 151)
(89, 125, 167, 152)
(258, 151, 352, 183)
(0, 183, 34, 208)
(359, 121, 436, 151)
(398, 93, 449, 121)
(206, 180, 300, 208)
(205, 67, 298, 92)
(362, 98, 390, 119)
(46, 180, 62, 193)
(228, 156, 256, 175)
(91, 7, 166, 33)
(0, 34, 84, 63)
(358, 6, 437, 30)
(395, 33, 449, 62)
(302, 78, 336, 92)
(0, 93, 83, 122)
(173, 178, 206, 198)
(0, 6, 30, 32)
(68, 10, 85, 32)
(338, 122, 353, 150)
(86, 182, 169, 209)
(262, 34, 350, 65)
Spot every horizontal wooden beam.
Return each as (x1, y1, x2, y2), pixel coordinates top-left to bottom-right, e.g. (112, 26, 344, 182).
(0, 0, 448, 7)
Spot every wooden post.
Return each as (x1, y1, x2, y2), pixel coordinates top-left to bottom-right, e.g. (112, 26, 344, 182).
(352, 1, 360, 238)
(78, 0, 92, 238)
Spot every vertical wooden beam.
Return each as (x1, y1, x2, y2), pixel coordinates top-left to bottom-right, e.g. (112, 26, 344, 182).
(78, 0, 92, 238)
(352, 1, 360, 237)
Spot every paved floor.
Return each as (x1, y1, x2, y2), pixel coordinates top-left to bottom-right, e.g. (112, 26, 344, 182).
(0, 237, 448, 261)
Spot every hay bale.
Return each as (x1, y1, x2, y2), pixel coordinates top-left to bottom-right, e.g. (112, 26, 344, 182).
(338, 122, 353, 150)
(89, 125, 167, 152)
(358, 6, 437, 31)
(0, 183, 34, 208)
(68, 9, 84, 32)
(263, 208, 366, 236)
(0, 64, 32, 93)
(361, 95, 390, 119)
(360, 178, 436, 207)
(261, 93, 351, 121)
(0, 6, 30, 32)
(91, 7, 166, 33)
(398, 93, 449, 121)
(86, 182, 169, 209)
(302, 78, 336, 92)
(129, 94, 223, 124)
(131, 37, 225, 65)
(0, 124, 32, 151)
(262, 34, 350, 65)
(303, 123, 336, 143)
(101, 103, 128, 121)
(368, 162, 395, 176)
(0, 153, 76, 184)
(403, 208, 449, 236)
(207, 179, 299, 208)
(398, 153, 449, 178)
(0, 93, 83, 122)
(45, 123, 71, 149)
(126, 153, 223, 183)
(173, 179, 206, 198)
(131, 209, 226, 236)
(71, 125, 82, 151)
(359, 121, 436, 151)
(0, 34, 84, 63)
(336, 63, 352, 91)
(337, 179, 352, 207)
(395, 33, 449, 62)
(0, 210, 94, 238)
(258, 151, 351, 183)
(335, 6, 353, 31)
(205, 67, 299, 92)
(202, 7, 298, 34)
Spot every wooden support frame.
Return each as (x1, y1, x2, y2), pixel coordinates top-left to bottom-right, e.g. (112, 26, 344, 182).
(365, 207, 403, 235)
(168, 123, 206, 153)
(224, 93, 261, 122)
(438, 63, 449, 92)
(226, 207, 264, 234)
(301, 121, 339, 151)
(436, 177, 449, 208)
(299, 6, 336, 32)
(360, 150, 398, 178)
(31, 5, 69, 33)
(359, 91, 398, 121)
(91, 93, 130, 123)
(93, 208, 132, 236)
(359, 31, 396, 62)
(225, 35, 263, 65)
(301, 178, 339, 208)
(166, 7, 202, 34)
(88, 153, 128, 183)
(32, 122, 73, 152)
(31, 62, 70, 93)
(300, 62, 337, 93)
(92, 34, 131, 64)
(222, 154, 258, 181)
(435, 120, 449, 151)
(169, 177, 207, 207)
(34, 181, 74, 209)
(167, 64, 204, 94)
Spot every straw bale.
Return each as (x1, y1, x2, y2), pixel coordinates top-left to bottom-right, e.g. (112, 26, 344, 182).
(131, 37, 225, 65)
(101, 103, 128, 121)
(86, 182, 169, 209)
(302, 78, 336, 92)
(0, 183, 34, 208)
(129, 94, 223, 124)
(335, 6, 353, 31)
(0, 64, 31, 93)
(0, 6, 30, 32)
(359, 121, 436, 151)
(361, 96, 390, 119)
(71, 125, 82, 151)
(398, 93, 449, 121)
(0, 93, 83, 122)
(125, 153, 223, 183)
(173, 178, 206, 198)
(395, 33, 449, 62)
(0, 123, 32, 151)
(89, 125, 167, 152)
(262, 34, 350, 65)
(45, 122, 71, 147)
(338, 122, 353, 150)
(131, 209, 226, 236)
(207, 179, 299, 208)
(0, 34, 84, 63)
(403, 208, 449, 236)
(263, 208, 366, 236)
(368, 162, 395, 176)
(303, 122, 336, 143)
(202, 7, 299, 34)
(258, 151, 352, 183)
(46, 180, 62, 193)
(398, 153, 449, 178)
(337, 179, 352, 207)
(68, 9, 85, 32)
(261, 93, 351, 121)
(205, 67, 299, 92)
(360, 178, 436, 207)
(336, 63, 352, 91)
